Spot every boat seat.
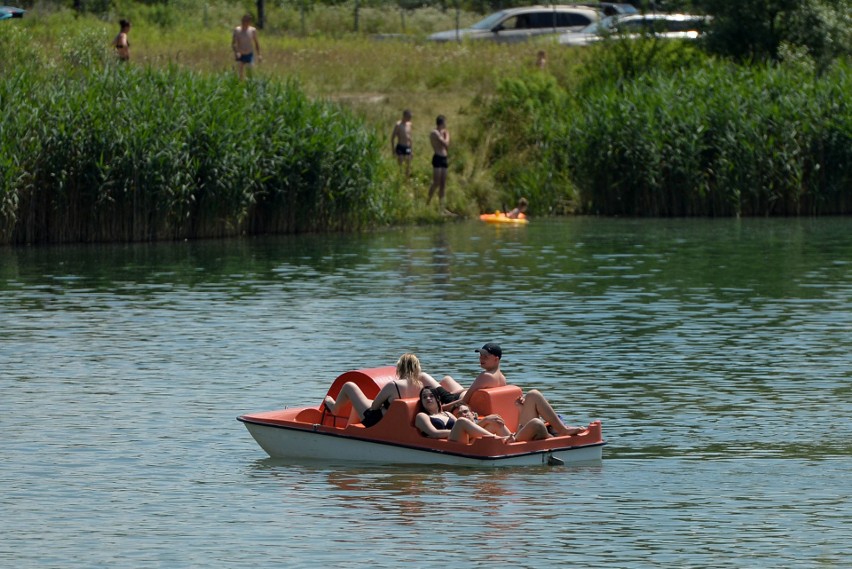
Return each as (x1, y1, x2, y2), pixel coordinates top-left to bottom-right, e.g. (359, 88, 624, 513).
(468, 385, 523, 433)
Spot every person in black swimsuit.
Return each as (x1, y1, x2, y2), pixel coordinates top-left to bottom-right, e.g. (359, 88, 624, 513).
(414, 387, 501, 443)
(324, 353, 424, 427)
(390, 109, 413, 178)
(427, 115, 450, 209)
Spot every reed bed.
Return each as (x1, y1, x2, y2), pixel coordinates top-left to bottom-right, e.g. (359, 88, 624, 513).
(0, 35, 384, 243)
(3, 5, 850, 246)
(477, 44, 851, 217)
(563, 60, 851, 216)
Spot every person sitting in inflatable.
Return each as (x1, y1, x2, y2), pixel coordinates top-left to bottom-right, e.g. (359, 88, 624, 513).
(506, 197, 528, 219)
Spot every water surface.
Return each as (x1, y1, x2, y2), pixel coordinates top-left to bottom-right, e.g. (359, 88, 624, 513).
(2, 217, 850, 567)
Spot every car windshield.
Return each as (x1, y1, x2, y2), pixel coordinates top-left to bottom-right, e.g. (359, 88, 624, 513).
(470, 10, 509, 30)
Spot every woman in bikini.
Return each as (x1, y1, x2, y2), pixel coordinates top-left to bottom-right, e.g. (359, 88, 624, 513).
(324, 353, 423, 427)
(414, 387, 502, 444)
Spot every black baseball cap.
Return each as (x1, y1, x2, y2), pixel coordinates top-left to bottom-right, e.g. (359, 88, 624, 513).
(475, 342, 502, 358)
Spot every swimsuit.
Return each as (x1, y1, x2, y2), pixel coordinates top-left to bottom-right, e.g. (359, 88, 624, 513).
(429, 412, 456, 430)
(432, 154, 448, 169)
(362, 382, 401, 428)
(237, 52, 254, 64)
(395, 144, 412, 156)
(435, 386, 461, 405)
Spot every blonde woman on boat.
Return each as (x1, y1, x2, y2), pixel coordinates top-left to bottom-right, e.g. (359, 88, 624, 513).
(324, 353, 423, 427)
(415, 387, 504, 444)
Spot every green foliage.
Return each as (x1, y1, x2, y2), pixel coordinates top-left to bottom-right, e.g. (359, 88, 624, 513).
(699, 0, 852, 68)
(576, 37, 708, 95)
(474, 70, 576, 214)
(0, 62, 383, 243)
(564, 61, 852, 216)
(477, 53, 851, 217)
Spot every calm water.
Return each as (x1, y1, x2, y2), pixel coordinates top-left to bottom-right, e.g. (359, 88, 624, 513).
(2, 218, 850, 568)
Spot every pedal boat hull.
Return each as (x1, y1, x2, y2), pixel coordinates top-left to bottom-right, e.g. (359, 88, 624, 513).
(238, 367, 604, 467)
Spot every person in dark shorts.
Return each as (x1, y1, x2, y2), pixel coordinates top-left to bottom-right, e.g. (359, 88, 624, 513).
(232, 13, 260, 80)
(390, 109, 413, 177)
(428, 115, 450, 208)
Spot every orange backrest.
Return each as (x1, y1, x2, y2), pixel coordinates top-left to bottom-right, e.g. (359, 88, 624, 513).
(342, 397, 426, 444)
(322, 366, 396, 423)
(468, 385, 523, 432)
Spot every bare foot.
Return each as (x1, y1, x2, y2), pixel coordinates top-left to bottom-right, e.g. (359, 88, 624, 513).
(323, 396, 336, 413)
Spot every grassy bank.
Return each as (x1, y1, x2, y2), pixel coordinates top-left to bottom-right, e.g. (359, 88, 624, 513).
(4, 5, 582, 244)
(2, 3, 850, 244)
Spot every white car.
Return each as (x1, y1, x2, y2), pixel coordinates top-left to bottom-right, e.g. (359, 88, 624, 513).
(428, 5, 601, 43)
(559, 13, 710, 46)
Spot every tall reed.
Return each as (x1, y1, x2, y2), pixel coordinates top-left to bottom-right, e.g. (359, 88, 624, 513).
(564, 60, 851, 216)
(477, 47, 851, 217)
(0, 41, 382, 243)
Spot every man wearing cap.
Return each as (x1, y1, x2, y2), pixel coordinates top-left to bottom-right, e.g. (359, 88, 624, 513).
(430, 343, 585, 436)
(430, 342, 507, 407)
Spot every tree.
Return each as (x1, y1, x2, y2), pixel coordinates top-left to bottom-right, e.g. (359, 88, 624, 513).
(699, 0, 851, 66)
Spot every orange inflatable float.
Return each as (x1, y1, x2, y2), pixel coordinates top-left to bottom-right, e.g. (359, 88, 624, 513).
(479, 211, 529, 225)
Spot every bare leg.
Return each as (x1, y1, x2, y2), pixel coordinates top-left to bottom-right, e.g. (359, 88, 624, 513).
(440, 375, 465, 393)
(512, 418, 551, 442)
(516, 389, 582, 436)
(437, 168, 447, 208)
(428, 168, 440, 204)
(324, 382, 372, 423)
(477, 416, 512, 438)
(448, 417, 502, 444)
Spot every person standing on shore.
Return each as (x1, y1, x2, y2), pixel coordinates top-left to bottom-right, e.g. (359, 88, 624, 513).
(391, 109, 413, 178)
(112, 19, 131, 62)
(428, 115, 450, 209)
(232, 14, 260, 80)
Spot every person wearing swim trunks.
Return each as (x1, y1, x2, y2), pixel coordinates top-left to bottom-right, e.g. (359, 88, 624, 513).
(232, 13, 261, 80)
(112, 19, 131, 62)
(428, 115, 450, 208)
(452, 403, 551, 442)
(390, 109, 413, 178)
(435, 343, 587, 437)
(426, 342, 507, 407)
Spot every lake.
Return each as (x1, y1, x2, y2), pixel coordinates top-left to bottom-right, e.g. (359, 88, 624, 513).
(1, 217, 850, 568)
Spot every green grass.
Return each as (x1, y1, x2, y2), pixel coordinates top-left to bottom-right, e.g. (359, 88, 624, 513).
(2, 1, 849, 245)
(6, 2, 591, 230)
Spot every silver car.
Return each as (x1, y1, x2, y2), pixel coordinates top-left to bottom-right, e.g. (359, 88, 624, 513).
(428, 5, 600, 43)
(559, 13, 710, 46)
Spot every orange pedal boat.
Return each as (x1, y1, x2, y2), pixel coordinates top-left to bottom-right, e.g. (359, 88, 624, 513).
(238, 366, 604, 466)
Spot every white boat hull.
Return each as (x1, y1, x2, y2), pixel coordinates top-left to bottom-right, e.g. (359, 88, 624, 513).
(242, 421, 604, 467)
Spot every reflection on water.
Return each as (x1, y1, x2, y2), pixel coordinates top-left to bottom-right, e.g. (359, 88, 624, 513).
(1, 217, 850, 567)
